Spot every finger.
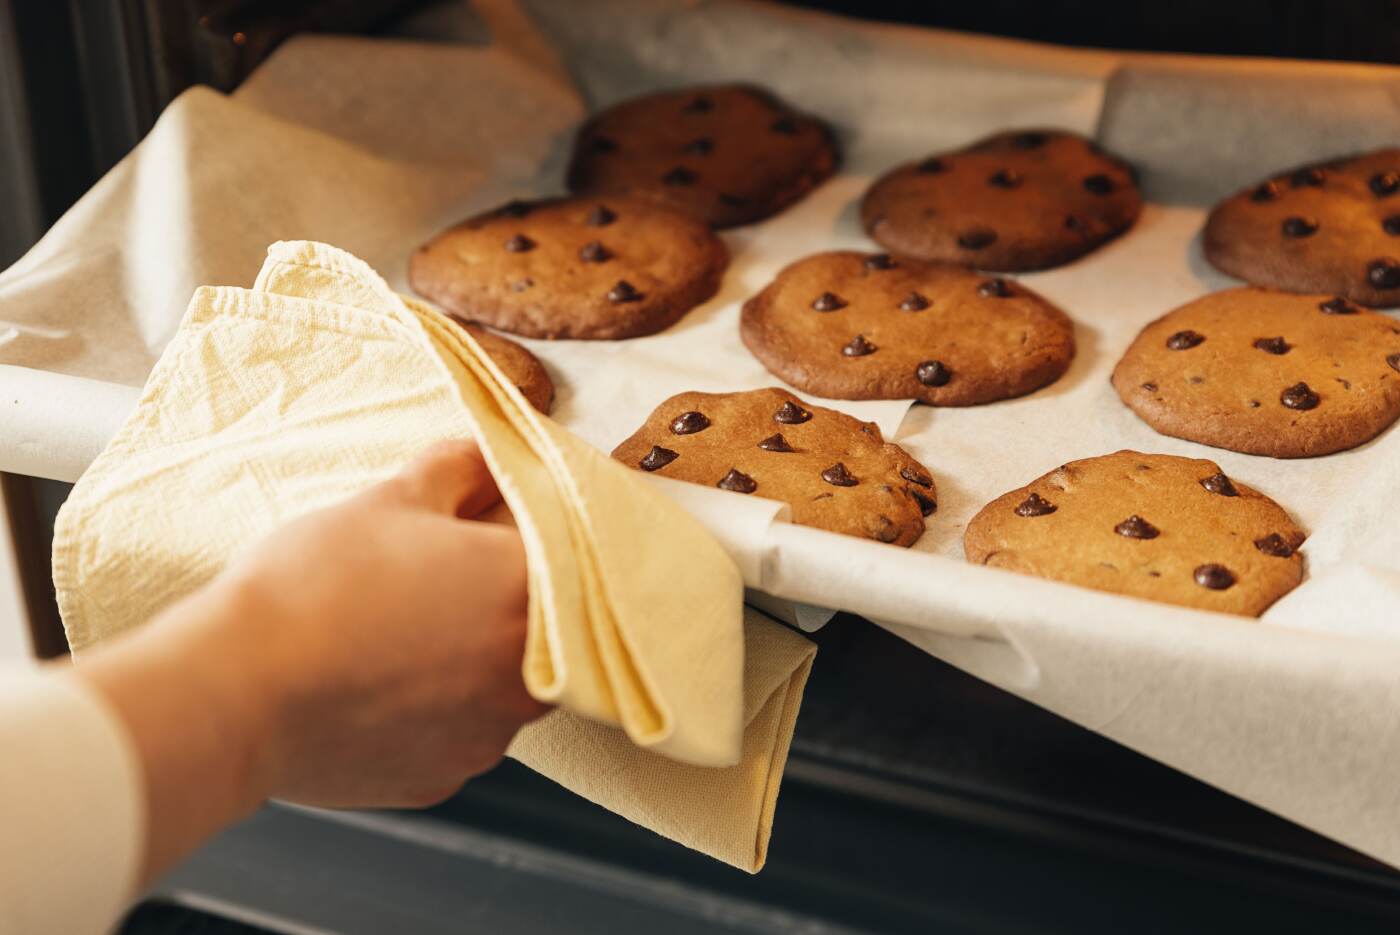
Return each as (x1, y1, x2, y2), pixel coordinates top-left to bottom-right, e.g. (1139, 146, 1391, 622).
(393, 439, 502, 518)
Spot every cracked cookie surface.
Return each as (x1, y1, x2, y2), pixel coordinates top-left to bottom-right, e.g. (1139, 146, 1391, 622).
(964, 450, 1305, 616)
(612, 387, 934, 546)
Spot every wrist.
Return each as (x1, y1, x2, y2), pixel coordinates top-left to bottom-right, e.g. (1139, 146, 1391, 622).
(174, 574, 285, 813)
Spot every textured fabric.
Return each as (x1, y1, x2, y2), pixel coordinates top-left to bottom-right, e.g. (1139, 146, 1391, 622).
(510, 606, 815, 871)
(51, 241, 814, 870)
(0, 665, 144, 935)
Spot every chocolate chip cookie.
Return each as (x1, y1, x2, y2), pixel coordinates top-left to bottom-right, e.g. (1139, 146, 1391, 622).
(1112, 286, 1400, 458)
(444, 314, 554, 413)
(566, 84, 838, 229)
(611, 387, 934, 546)
(1203, 148, 1400, 308)
(860, 129, 1142, 272)
(964, 451, 1305, 616)
(410, 195, 728, 340)
(740, 251, 1075, 405)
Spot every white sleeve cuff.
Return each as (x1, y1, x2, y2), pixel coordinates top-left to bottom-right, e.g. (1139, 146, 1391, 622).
(0, 664, 145, 935)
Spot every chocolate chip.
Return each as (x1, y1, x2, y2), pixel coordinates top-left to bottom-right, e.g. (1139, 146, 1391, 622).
(511, 278, 534, 292)
(683, 137, 713, 156)
(1282, 216, 1318, 238)
(899, 292, 929, 311)
(1114, 515, 1159, 539)
(718, 194, 748, 207)
(958, 227, 997, 249)
(1291, 167, 1325, 188)
(1387, 352, 1400, 373)
(505, 234, 535, 252)
(1280, 381, 1320, 410)
(872, 516, 900, 543)
(669, 410, 711, 435)
(1194, 563, 1236, 590)
(1370, 170, 1399, 197)
(590, 136, 618, 155)
(1083, 174, 1114, 194)
(864, 253, 896, 270)
(717, 468, 756, 493)
(909, 488, 937, 516)
(917, 157, 946, 174)
(663, 166, 698, 186)
(757, 433, 795, 452)
(1011, 131, 1048, 149)
(1014, 492, 1056, 517)
(585, 205, 617, 226)
(1253, 336, 1290, 355)
(843, 334, 877, 357)
(639, 446, 678, 471)
(607, 280, 642, 303)
(1141, 382, 1158, 392)
(821, 462, 858, 487)
(683, 96, 713, 113)
(1200, 473, 1239, 497)
(1369, 258, 1400, 289)
(978, 278, 1013, 298)
(812, 291, 847, 312)
(579, 241, 612, 263)
(1319, 297, 1357, 314)
(498, 199, 533, 217)
(770, 116, 798, 135)
(989, 169, 1022, 189)
(774, 400, 812, 424)
(1166, 330, 1205, 350)
(1249, 400, 1261, 408)
(900, 466, 933, 488)
(916, 360, 952, 386)
(1250, 181, 1279, 202)
(1384, 216, 1400, 236)
(1065, 215, 1083, 230)
(1254, 533, 1294, 558)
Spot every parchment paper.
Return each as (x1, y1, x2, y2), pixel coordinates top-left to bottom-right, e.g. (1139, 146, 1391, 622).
(4, 0, 1400, 869)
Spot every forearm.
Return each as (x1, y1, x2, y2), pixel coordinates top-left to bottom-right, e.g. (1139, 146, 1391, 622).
(77, 577, 276, 887)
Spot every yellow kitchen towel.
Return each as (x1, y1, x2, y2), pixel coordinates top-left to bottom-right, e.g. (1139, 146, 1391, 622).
(51, 241, 816, 871)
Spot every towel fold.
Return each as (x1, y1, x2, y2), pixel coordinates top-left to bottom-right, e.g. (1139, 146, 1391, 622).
(51, 241, 814, 871)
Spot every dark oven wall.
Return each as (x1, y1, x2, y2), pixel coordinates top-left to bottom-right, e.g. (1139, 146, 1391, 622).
(784, 0, 1400, 63)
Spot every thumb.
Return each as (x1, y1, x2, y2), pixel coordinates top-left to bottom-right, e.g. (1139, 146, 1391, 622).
(391, 439, 502, 518)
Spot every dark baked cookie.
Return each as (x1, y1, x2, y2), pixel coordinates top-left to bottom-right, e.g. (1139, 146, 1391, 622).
(410, 195, 728, 340)
(1112, 286, 1400, 458)
(611, 387, 934, 546)
(445, 314, 555, 414)
(566, 84, 838, 229)
(1203, 148, 1400, 308)
(860, 129, 1141, 272)
(740, 250, 1075, 405)
(964, 451, 1305, 617)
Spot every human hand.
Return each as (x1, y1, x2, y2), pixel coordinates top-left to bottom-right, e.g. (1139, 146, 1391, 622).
(80, 440, 547, 882)
(223, 438, 548, 807)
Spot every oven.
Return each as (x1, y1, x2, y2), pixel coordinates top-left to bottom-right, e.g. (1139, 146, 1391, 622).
(4, 2, 1400, 932)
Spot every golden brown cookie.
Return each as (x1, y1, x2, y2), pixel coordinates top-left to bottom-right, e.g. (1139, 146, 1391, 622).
(566, 84, 838, 229)
(860, 129, 1142, 272)
(739, 250, 1075, 405)
(1112, 287, 1400, 458)
(445, 314, 554, 414)
(410, 195, 728, 340)
(1203, 148, 1400, 308)
(611, 387, 934, 546)
(964, 451, 1305, 617)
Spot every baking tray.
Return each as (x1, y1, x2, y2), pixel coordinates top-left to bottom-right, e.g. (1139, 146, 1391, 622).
(3, 0, 1400, 870)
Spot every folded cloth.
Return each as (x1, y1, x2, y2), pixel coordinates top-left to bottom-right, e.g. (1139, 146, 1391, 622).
(51, 240, 816, 870)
